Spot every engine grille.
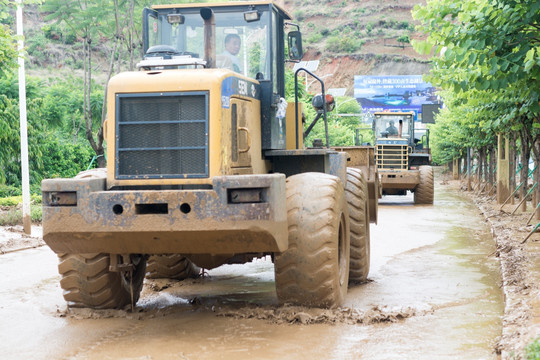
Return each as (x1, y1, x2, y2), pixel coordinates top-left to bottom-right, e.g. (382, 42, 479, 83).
(116, 92, 208, 179)
(376, 143, 408, 170)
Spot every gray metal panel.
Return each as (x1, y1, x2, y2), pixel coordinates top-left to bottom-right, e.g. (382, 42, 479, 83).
(328, 152, 347, 186)
(265, 149, 340, 178)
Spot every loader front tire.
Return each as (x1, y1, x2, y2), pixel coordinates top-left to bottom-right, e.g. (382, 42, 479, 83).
(414, 165, 434, 205)
(58, 253, 146, 309)
(275, 173, 350, 308)
(345, 168, 370, 283)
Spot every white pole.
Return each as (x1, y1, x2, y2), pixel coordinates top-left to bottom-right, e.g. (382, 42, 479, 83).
(17, 1, 31, 235)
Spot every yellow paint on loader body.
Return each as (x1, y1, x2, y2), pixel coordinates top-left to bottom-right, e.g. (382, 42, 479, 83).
(43, 67, 287, 255)
(105, 69, 270, 189)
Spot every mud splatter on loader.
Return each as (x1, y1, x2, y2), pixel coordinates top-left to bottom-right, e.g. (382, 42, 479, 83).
(42, 1, 379, 310)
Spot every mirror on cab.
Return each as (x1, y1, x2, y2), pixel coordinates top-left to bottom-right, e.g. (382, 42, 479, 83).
(287, 31, 303, 61)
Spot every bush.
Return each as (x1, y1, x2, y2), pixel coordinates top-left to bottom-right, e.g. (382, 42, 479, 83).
(307, 33, 323, 44)
(41, 140, 95, 180)
(397, 35, 410, 44)
(42, 24, 62, 40)
(26, 31, 47, 56)
(64, 33, 77, 45)
(525, 337, 540, 360)
(0, 185, 22, 197)
(326, 36, 364, 53)
(0, 204, 42, 226)
(398, 21, 410, 30)
(366, 23, 373, 34)
(0, 194, 42, 207)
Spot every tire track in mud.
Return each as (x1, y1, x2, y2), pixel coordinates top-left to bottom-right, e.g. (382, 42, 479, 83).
(58, 312, 145, 360)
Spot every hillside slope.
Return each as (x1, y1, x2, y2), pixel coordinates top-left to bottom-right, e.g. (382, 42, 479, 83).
(276, 0, 431, 95)
(20, 0, 430, 95)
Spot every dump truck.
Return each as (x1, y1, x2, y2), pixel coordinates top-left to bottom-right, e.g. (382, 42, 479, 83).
(372, 111, 434, 204)
(41, 1, 379, 310)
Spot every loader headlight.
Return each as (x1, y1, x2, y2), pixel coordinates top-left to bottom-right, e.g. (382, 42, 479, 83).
(228, 188, 264, 203)
(243, 10, 260, 22)
(167, 13, 185, 24)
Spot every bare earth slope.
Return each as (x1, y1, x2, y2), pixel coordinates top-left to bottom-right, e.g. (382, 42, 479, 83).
(276, 0, 431, 95)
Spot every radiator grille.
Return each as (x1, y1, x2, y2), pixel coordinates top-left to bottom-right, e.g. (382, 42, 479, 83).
(376, 144, 408, 170)
(116, 92, 208, 179)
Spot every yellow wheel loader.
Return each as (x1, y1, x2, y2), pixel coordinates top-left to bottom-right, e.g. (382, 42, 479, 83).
(42, 1, 379, 309)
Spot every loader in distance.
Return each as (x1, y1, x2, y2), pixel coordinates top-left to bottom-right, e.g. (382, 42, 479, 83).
(372, 111, 434, 204)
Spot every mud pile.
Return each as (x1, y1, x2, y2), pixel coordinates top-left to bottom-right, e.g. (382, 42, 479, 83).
(0, 225, 44, 254)
(217, 305, 429, 325)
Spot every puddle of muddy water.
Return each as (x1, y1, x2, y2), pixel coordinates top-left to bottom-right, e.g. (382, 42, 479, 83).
(0, 176, 504, 360)
(343, 182, 503, 359)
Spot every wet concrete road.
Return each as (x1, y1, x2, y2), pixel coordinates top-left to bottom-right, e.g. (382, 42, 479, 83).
(0, 180, 503, 359)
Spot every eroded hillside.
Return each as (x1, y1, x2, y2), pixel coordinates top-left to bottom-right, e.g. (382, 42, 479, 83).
(276, 0, 431, 95)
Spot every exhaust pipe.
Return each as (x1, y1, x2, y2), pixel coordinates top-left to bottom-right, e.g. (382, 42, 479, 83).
(398, 119, 403, 138)
(200, 8, 215, 68)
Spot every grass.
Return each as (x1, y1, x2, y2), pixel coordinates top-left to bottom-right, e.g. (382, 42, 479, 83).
(0, 205, 43, 226)
(0, 194, 42, 207)
(526, 337, 540, 360)
(0, 195, 43, 226)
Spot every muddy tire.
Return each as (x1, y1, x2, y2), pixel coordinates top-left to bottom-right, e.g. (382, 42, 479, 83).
(414, 165, 434, 205)
(345, 168, 370, 283)
(146, 254, 200, 280)
(58, 253, 146, 309)
(275, 173, 350, 308)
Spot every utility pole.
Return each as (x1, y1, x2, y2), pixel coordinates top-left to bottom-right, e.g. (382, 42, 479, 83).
(17, 1, 31, 234)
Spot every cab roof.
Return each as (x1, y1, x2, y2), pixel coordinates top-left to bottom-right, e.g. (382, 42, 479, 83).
(152, 1, 293, 20)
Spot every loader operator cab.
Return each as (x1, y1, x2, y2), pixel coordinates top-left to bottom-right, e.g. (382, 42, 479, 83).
(373, 112, 414, 146)
(142, 3, 302, 96)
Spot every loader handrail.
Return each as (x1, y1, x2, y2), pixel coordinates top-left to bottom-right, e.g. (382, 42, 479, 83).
(294, 68, 329, 149)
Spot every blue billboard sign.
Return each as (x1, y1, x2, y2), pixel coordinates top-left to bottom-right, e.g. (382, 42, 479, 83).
(354, 75, 438, 116)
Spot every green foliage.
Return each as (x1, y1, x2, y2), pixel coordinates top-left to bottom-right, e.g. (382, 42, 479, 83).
(41, 139, 95, 180)
(285, 68, 306, 102)
(285, 70, 363, 147)
(366, 22, 374, 34)
(0, 17, 17, 75)
(0, 184, 21, 197)
(0, 72, 98, 189)
(0, 204, 42, 226)
(304, 96, 365, 147)
(307, 32, 323, 44)
(525, 336, 540, 360)
(0, 194, 41, 206)
(326, 35, 364, 53)
(413, 0, 540, 164)
(42, 24, 61, 40)
(294, 10, 305, 21)
(397, 35, 410, 44)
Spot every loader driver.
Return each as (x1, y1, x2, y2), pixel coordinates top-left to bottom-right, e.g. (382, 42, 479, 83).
(386, 120, 398, 136)
(219, 34, 243, 73)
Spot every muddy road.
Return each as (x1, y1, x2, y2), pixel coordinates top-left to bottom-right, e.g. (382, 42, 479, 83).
(0, 181, 503, 359)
